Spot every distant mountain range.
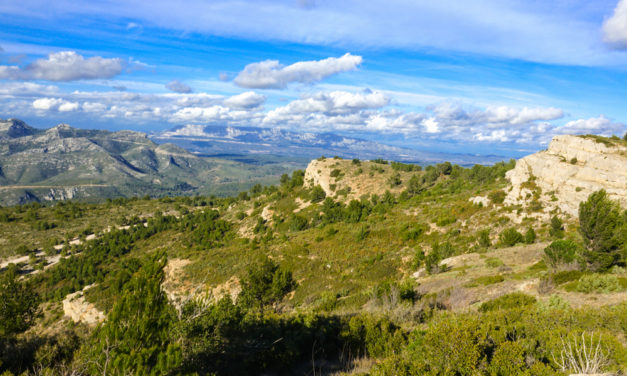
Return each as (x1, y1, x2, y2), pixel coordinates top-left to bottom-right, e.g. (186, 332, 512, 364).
(0, 119, 301, 205)
(152, 124, 507, 166)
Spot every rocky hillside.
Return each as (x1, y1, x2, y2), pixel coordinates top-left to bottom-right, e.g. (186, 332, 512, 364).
(303, 157, 419, 201)
(505, 134, 627, 217)
(0, 119, 299, 205)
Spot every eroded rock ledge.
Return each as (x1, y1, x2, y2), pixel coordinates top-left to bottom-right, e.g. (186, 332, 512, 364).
(505, 135, 627, 217)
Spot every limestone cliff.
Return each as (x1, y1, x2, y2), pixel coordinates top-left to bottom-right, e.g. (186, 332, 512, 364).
(505, 135, 627, 217)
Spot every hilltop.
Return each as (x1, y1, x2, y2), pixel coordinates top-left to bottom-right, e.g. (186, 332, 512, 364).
(0, 119, 301, 205)
(0, 133, 625, 375)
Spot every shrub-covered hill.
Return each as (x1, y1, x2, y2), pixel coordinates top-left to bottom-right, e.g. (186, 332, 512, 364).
(0, 153, 625, 375)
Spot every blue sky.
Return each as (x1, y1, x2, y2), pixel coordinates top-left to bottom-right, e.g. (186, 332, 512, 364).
(1, 0, 627, 156)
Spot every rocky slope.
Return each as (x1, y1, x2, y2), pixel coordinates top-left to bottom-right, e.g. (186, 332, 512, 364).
(504, 135, 627, 217)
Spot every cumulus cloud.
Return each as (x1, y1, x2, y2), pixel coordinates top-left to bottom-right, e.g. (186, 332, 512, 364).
(32, 97, 79, 112)
(166, 80, 192, 93)
(0, 51, 126, 81)
(223, 91, 265, 109)
(603, 0, 627, 48)
(555, 115, 625, 136)
(234, 53, 362, 89)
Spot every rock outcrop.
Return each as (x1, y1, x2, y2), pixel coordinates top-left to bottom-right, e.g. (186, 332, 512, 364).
(303, 158, 414, 201)
(505, 135, 627, 217)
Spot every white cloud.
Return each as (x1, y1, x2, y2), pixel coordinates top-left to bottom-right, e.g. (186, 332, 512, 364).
(8, 83, 624, 146)
(555, 115, 625, 136)
(32, 97, 80, 112)
(58, 101, 79, 112)
(32, 97, 62, 110)
(603, 0, 627, 49)
(485, 106, 563, 125)
(0, 51, 126, 81)
(223, 91, 265, 109)
(166, 80, 192, 93)
(234, 53, 362, 89)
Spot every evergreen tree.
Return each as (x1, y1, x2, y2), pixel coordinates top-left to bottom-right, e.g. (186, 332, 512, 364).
(80, 252, 181, 375)
(238, 258, 295, 314)
(0, 264, 39, 338)
(579, 190, 624, 271)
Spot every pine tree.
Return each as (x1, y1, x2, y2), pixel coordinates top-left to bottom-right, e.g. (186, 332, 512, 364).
(80, 252, 181, 375)
(579, 190, 624, 271)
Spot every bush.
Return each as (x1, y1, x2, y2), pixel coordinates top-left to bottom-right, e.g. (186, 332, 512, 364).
(544, 240, 580, 270)
(524, 227, 536, 244)
(478, 229, 491, 248)
(549, 215, 564, 239)
(464, 275, 504, 287)
(499, 228, 523, 246)
(288, 215, 308, 231)
(310, 185, 326, 203)
(488, 190, 506, 204)
(478, 292, 536, 312)
(551, 270, 584, 285)
(576, 274, 622, 293)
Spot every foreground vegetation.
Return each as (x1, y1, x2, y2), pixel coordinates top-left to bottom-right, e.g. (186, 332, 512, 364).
(0, 157, 625, 375)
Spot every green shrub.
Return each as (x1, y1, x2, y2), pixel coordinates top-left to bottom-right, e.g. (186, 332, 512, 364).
(288, 215, 309, 231)
(499, 228, 523, 246)
(478, 229, 491, 248)
(479, 292, 536, 312)
(310, 185, 326, 203)
(543, 239, 580, 270)
(485, 257, 504, 268)
(549, 215, 564, 239)
(488, 190, 506, 204)
(551, 270, 583, 285)
(464, 275, 504, 287)
(576, 273, 622, 293)
(524, 227, 536, 244)
(435, 215, 456, 227)
(330, 169, 341, 178)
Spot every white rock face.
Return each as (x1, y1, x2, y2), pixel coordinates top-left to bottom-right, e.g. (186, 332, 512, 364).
(469, 196, 491, 207)
(62, 286, 105, 325)
(505, 135, 627, 217)
(304, 159, 333, 195)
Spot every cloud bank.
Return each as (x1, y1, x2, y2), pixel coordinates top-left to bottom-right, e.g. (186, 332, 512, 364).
(0, 51, 126, 81)
(234, 53, 362, 89)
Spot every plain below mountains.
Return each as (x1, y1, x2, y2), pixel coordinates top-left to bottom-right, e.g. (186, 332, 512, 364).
(152, 124, 506, 166)
(0, 119, 302, 205)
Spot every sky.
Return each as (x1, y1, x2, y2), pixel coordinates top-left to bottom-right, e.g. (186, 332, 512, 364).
(1, 0, 627, 157)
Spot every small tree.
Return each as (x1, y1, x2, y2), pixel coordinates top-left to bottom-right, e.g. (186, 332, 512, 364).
(238, 257, 295, 314)
(578, 190, 624, 271)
